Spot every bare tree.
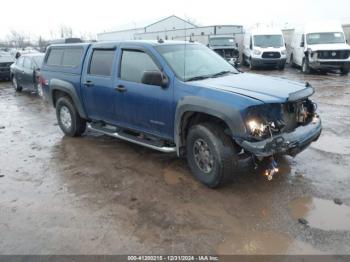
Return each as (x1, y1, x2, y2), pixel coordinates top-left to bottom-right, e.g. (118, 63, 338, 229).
(6, 30, 26, 48)
(59, 25, 73, 38)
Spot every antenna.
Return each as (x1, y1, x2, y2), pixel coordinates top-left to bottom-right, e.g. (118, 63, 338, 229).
(184, 13, 187, 81)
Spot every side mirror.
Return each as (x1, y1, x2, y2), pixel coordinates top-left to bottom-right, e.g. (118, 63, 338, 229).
(249, 44, 253, 50)
(300, 41, 304, 48)
(141, 70, 168, 87)
(236, 43, 238, 48)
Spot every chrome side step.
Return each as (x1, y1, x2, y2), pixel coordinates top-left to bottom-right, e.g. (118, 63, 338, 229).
(87, 124, 176, 153)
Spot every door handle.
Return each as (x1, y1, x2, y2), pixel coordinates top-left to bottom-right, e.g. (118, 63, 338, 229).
(84, 80, 94, 87)
(115, 85, 127, 92)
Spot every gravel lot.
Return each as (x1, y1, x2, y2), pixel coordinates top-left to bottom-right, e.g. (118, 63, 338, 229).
(0, 66, 350, 255)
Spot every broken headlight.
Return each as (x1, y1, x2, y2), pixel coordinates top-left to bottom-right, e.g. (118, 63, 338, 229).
(247, 119, 267, 137)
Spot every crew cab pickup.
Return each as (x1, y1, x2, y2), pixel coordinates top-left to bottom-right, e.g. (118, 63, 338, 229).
(41, 41, 322, 187)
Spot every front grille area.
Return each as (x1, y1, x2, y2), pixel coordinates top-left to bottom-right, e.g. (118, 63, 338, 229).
(262, 52, 281, 59)
(0, 62, 12, 68)
(214, 49, 239, 59)
(317, 50, 350, 59)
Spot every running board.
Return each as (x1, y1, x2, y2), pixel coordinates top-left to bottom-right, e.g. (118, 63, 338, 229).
(87, 123, 176, 153)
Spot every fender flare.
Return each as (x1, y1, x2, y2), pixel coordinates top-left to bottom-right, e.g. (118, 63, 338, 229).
(49, 78, 87, 119)
(174, 96, 246, 155)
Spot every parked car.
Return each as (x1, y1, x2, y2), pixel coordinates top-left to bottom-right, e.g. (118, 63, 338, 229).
(290, 22, 350, 75)
(10, 53, 45, 95)
(242, 27, 287, 70)
(0, 51, 14, 81)
(208, 35, 239, 66)
(41, 41, 321, 188)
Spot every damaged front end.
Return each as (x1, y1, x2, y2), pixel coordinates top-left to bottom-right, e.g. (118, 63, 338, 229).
(235, 84, 322, 158)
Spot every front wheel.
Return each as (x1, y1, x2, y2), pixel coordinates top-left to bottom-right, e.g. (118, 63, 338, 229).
(341, 67, 349, 75)
(186, 123, 237, 188)
(249, 57, 255, 70)
(36, 84, 43, 98)
(302, 58, 311, 74)
(278, 64, 285, 70)
(56, 96, 86, 137)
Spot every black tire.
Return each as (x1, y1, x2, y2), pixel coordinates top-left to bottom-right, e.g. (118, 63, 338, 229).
(56, 96, 86, 137)
(242, 54, 247, 66)
(302, 58, 311, 74)
(290, 53, 295, 68)
(12, 76, 22, 92)
(278, 64, 285, 70)
(341, 67, 349, 75)
(249, 57, 255, 70)
(186, 122, 237, 188)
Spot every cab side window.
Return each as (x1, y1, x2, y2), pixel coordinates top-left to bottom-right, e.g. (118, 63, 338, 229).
(120, 50, 159, 83)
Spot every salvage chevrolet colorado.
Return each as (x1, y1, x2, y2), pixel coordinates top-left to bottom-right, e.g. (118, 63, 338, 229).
(40, 41, 322, 187)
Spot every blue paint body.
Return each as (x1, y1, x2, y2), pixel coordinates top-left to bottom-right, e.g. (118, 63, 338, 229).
(41, 41, 315, 143)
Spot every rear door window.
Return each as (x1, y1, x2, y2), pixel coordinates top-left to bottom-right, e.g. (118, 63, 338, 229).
(88, 49, 115, 76)
(46, 49, 64, 66)
(120, 50, 159, 83)
(17, 57, 24, 67)
(23, 57, 32, 69)
(62, 48, 83, 67)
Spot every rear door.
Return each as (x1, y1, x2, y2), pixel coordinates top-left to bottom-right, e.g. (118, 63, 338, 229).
(294, 33, 305, 66)
(22, 57, 35, 89)
(81, 47, 118, 122)
(14, 57, 24, 86)
(115, 46, 174, 140)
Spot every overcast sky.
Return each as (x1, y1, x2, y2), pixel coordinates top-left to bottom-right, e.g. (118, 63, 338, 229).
(1, 0, 349, 40)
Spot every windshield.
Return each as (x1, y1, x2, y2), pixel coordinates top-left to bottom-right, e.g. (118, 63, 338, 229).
(306, 32, 345, 45)
(209, 38, 236, 46)
(33, 55, 44, 68)
(253, 35, 284, 48)
(155, 44, 237, 81)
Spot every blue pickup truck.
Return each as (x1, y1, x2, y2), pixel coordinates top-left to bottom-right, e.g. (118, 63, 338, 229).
(40, 40, 322, 187)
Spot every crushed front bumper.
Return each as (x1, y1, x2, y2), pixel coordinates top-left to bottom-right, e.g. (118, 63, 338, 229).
(309, 60, 350, 70)
(237, 117, 322, 157)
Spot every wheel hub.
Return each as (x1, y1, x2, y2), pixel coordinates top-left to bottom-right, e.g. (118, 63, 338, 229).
(60, 106, 72, 130)
(193, 138, 214, 173)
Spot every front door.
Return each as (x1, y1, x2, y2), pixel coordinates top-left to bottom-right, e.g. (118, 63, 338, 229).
(115, 47, 174, 140)
(81, 48, 118, 123)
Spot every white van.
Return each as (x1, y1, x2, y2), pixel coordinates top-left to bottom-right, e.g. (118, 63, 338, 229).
(242, 27, 287, 70)
(290, 22, 350, 75)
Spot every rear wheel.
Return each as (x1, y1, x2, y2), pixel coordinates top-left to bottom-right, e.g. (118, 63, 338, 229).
(186, 122, 237, 188)
(56, 96, 86, 137)
(12, 77, 22, 92)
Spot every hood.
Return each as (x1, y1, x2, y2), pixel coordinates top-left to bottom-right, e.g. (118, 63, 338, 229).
(307, 43, 350, 51)
(192, 73, 310, 103)
(210, 45, 238, 50)
(0, 54, 14, 63)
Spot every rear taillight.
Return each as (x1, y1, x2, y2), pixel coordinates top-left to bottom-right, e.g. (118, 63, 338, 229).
(39, 75, 48, 87)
